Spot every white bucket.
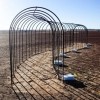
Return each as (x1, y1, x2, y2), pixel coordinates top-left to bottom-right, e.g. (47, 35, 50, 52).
(62, 73, 75, 81)
(54, 60, 63, 65)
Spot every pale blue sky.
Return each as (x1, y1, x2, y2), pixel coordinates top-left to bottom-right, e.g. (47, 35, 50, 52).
(0, 0, 100, 30)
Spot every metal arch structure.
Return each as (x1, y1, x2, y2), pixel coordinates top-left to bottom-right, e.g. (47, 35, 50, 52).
(50, 22, 86, 79)
(73, 24, 88, 51)
(52, 22, 77, 52)
(9, 6, 89, 84)
(62, 23, 77, 51)
(9, 6, 64, 84)
(52, 22, 76, 80)
(53, 23, 89, 80)
(61, 23, 88, 52)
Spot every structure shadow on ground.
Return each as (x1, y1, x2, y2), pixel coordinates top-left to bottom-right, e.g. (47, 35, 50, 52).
(63, 80, 86, 88)
(11, 45, 100, 100)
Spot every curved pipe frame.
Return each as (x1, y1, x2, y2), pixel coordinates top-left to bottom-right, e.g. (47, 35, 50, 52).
(9, 6, 64, 84)
(9, 6, 89, 83)
(73, 24, 88, 50)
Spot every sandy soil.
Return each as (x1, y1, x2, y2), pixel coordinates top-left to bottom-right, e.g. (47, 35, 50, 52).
(0, 31, 18, 100)
(0, 31, 100, 100)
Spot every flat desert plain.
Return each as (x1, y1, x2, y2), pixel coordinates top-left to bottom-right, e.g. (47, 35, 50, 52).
(0, 30, 100, 100)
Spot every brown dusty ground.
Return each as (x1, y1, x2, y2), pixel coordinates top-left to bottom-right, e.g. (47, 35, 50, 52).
(0, 31, 17, 100)
(0, 31, 100, 100)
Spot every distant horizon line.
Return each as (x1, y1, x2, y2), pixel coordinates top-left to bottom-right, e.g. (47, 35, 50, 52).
(0, 29, 100, 31)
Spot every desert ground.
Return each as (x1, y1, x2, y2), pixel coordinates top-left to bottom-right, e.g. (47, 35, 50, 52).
(0, 30, 100, 100)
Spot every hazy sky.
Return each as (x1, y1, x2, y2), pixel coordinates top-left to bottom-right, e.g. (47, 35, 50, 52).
(0, 0, 100, 30)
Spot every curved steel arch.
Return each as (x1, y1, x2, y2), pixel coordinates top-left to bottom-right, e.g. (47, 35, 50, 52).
(9, 6, 64, 84)
(9, 6, 89, 84)
(73, 24, 88, 50)
(75, 24, 88, 44)
(62, 23, 76, 49)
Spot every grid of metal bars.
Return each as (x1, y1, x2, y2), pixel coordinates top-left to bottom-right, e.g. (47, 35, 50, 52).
(9, 6, 88, 84)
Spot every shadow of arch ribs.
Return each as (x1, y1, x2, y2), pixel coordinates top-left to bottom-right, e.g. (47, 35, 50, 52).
(9, 6, 89, 85)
